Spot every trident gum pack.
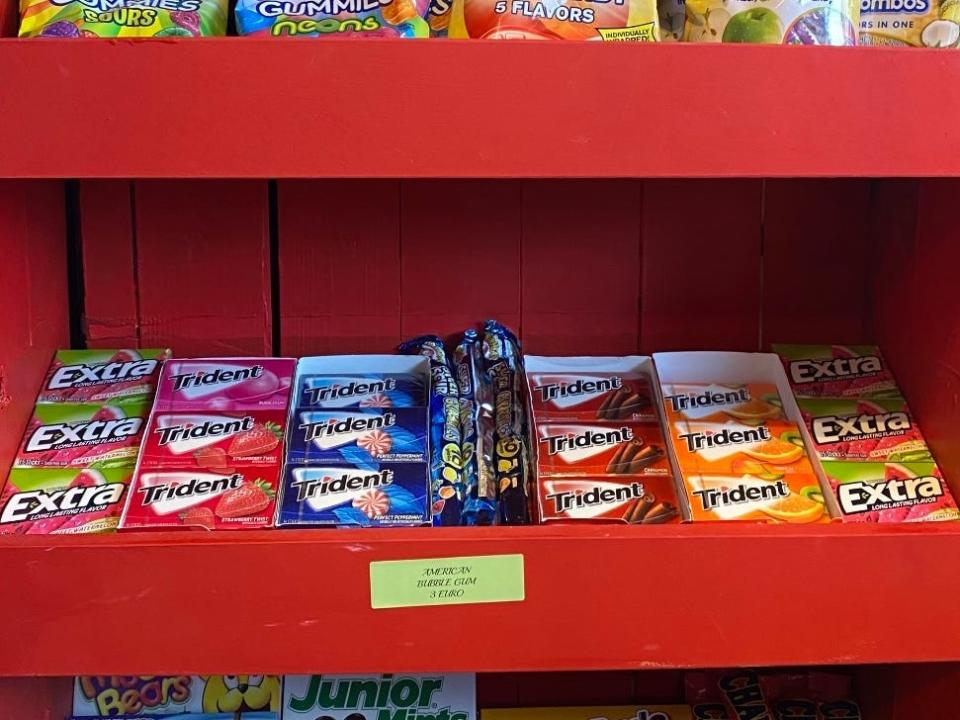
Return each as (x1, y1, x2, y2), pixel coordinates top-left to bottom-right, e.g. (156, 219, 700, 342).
(121, 467, 279, 530)
(655, 352, 832, 524)
(37, 349, 170, 403)
(73, 675, 281, 716)
(282, 673, 476, 720)
(295, 373, 427, 410)
(153, 358, 295, 412)
(277, 463, 430, 526)
(287, 408, 428, 465)
(0, 467, 132, 535)
(527, 368, 657, 423)
(797, 395, 933, 463)
(139, 409, 287, 470)
(14, 400, 150, 469)
(774, 344, 899, 399)
(483, 708, 693, 720)
(535, 420, 671, 477)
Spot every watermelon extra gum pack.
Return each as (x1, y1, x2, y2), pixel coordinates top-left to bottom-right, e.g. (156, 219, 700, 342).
(235, 0, 431, 37)
(447, 0, 660, 39)
(36, 349, 170, 403)
(683, 0, 859, 44)
(19, 0, 227, 36)
(14, 400, 150, 470)
(0, 467, 132, 535)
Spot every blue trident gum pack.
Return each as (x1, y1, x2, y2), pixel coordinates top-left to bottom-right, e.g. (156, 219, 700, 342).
(278, 463, 430, 526)
(287, 408, 429, 465)
(296, 373, 427, 410)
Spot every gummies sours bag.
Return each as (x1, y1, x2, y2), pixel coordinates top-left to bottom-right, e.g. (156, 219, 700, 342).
(683, 0, 858, 44)
(19, 0, 227, 36)
(448, 0, 660, 39)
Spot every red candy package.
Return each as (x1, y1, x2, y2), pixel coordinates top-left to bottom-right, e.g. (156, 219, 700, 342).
(138, 409, 286, 470)
(686, 670, 774, 720)
(534, 420, 671, 477)
(37, 349, 170, 403)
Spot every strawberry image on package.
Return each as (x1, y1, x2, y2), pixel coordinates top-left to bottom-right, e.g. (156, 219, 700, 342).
(0, 467, 132, 535)
(121, 466, 279, 530)
(153, 357, 295, 412)
(139, 409, 286, 470)
(14, 400, 150, 469)
(37, 349, 170, 403)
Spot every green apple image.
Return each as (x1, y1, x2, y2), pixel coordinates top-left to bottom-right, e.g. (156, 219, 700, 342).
(722, 7, 783, 42)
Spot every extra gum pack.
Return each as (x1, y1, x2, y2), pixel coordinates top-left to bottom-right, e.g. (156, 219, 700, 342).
(36, 349, 170, 403)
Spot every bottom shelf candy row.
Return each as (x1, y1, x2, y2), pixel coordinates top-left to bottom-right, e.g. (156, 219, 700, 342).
(71, 669, 862, 719)
(3, 325, 957, 533)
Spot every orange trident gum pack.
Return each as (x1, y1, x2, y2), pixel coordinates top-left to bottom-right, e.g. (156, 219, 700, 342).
(654, 351, 834, 524)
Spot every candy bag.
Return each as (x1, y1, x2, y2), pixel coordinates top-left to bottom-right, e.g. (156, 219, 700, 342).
(448, 0, 660, 40)
(683, 0, 858, 44)
(861, 0, 960, 47)
(20, 0, 227, 36)
(460, 329, 498, 526)
(235, 0, 431, 37)
(482, 320, 532, 525)
(398, 335, 464, 526)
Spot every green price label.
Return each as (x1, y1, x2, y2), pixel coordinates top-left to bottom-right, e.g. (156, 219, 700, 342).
(369, 554, 525, 609)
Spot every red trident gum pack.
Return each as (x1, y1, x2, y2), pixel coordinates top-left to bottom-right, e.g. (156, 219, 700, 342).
(121, 466, 278, 530)
(538, 475, 681, 524)
(526, 358, 657, 422)
(153, 357, 296, 412)
(139, 409, 287, 470)
(38, 349, 171, 403)
(535, 420, 671, 477)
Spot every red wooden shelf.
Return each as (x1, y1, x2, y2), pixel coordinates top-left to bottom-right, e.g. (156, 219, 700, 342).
(0, 41, 957, 178)
(2, 523, 960, 676)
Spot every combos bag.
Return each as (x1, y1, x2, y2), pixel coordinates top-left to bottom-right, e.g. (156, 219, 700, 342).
(860, 0, 960, 47)
(684, 0, 858, 43)
(19, 0, 227, 36)
(448, 0, 660, 40)
(235, 0, 431, 37)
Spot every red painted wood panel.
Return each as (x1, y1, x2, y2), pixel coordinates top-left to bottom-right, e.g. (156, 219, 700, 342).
(132, 181, 272, 356)
(0, 0, 16, 37)
(762, 179, 873, 346)
(516, 672, 635, 706)
(278, 180, 401, 356)
(0, 181, 69, 474)
(521, 181, 642, 356)
(640, 180, 763, 353)
(0, 676, 72, 719)
(79, 181, 139, 347)
(873, 179, 960, 489)
(400, 181, 522, 340)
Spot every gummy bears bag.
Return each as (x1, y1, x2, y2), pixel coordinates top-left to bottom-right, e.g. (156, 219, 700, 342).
(683, 0, 858, 44)
(447, 0, 660, 39)
(19, 0, 227, 36)
(235, 0, 431, 37)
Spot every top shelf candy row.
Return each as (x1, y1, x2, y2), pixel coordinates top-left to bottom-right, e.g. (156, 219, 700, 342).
(17, 0, 960, 47)
(2, 322, 956, 534)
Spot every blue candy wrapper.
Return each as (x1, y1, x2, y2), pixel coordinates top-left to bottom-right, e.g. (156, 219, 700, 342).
(456, 329, 496, 526)
(277, 463, 429, 526)
(295, 373, 427, 410)
(398, 335, 464, 526)
(287, 408, 428, 465)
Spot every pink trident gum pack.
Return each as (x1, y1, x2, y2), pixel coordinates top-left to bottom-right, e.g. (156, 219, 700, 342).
(14, 400, 150, 469)
(38, 349, 171, 403)
(153, 358, 296, 411)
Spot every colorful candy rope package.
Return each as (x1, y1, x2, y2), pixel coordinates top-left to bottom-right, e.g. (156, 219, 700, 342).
(235, 0, 430, 37)
(454, 330, 483, 526)
(398, 335, 464, 526)
(459, 329, 498, 526)
(20, 0, 227, 36)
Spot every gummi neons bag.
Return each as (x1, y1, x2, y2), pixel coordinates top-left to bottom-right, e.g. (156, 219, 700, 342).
(683, 0, 859, 44)
(19, 0, 227, 36)
(235, 0, 431, 37)
(448, 0, 660, 39)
